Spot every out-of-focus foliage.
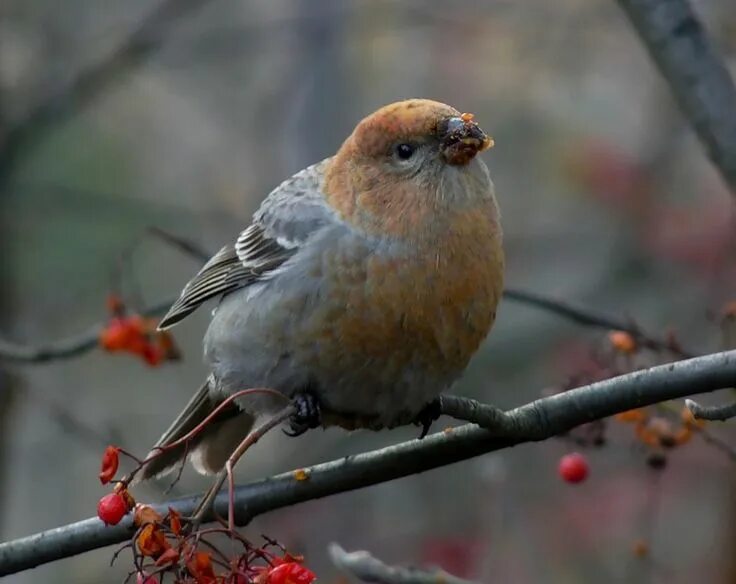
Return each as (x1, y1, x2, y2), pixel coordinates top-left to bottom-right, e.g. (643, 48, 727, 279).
(1, 1, 735, 582)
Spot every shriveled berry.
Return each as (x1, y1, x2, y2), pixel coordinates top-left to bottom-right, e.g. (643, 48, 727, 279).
(267, 562, 317, 584)
(97, 493, 128, 525)
(136, 572, 158, 584)
(98, 445, 120, 485)
(558, 452, 589, 484)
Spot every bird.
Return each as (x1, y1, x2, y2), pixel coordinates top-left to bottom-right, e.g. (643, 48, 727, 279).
(139, 99, 504, 481)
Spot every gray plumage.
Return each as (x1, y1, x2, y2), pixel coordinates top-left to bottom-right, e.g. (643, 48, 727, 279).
(141, 160, 349, 479)
(158, 160, 333, 330)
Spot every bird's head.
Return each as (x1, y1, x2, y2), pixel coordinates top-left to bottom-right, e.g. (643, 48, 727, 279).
(325, 99, 496, 238)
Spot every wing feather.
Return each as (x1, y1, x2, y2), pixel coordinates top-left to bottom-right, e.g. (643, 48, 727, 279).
(158, 159, 334, 330)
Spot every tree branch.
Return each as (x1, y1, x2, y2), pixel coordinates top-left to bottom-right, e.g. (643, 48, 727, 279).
(328, 543, 476, 584)
(0, 298, 175, 362)
(616, 0, 736, 194)
(685, 397, 736, 421)
(1, 350, 734, 576)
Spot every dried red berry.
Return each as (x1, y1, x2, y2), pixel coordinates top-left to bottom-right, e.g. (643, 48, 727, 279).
(97, 493, 128, 525)
(267, 562, 317, 584)
(154, 547, 180, 567)
(558, 452, 589, 484)
(137, 523, 170, 557)
(136, 572, 158, 584)
(168, 507, 182, 536)
(98, 445, 120, 485)
(187, 551, 216, 582)
(133, 504, 163, 527)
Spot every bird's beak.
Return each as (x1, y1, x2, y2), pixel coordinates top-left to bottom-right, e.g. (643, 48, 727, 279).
(440, 113, 494, 166)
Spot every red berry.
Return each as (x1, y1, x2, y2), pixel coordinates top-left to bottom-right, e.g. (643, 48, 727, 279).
(99, 318, 133, 351)
(136, 572, 158, 584)
(558, 452, 589, 484)
(267, 562, 316, 584)
(97, 493, 128, 525)
(140, 343, 164, 366)
(98, 445, 120, 485)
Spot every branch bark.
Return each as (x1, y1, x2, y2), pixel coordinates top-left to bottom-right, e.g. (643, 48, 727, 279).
(686, 397, 736, 421)
(1, 350, 734, 576)
(616, 0, 736, 194)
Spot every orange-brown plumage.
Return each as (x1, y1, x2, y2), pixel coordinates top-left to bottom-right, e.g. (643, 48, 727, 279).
(324, 99, 495, 238)
(349, 100, 461, 157)
(302, 99, 504, 426)
(304, 205, 503, 407)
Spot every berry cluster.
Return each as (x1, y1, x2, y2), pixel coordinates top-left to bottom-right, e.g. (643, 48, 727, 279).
(554, 329, 716, 484)
(95, 418, 316, 583)
(99, 295, 180, 366)
(116, 505, 315, 584)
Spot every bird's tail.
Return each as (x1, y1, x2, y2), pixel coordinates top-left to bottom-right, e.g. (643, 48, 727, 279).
(135, 378, 254, 482)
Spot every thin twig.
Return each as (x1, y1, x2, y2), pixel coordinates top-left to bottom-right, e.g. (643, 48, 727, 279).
(616, 0, 736, 194)
(0, 298, 175, 363)
(696, 427, 736, 462)
(438, 395, 515, 432)
(685, 398, 736, 421)
(655, 399, 736, 461)
(502, 288, 694, 358)
(1, 350, 734, 576)
(147, 227, 210, 263)
(328, 543, 477, 584)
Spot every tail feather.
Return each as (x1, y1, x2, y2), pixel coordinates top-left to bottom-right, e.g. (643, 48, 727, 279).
(136, 379, 251, 481)
(190, 413, 255, 475)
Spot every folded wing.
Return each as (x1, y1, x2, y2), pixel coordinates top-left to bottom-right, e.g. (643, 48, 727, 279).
(158, 159, 334, 329)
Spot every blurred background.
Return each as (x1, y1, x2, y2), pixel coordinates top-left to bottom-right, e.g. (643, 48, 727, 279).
(1, 0, 735, 582)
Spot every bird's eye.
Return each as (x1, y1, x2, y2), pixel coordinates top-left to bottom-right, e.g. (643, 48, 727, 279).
(395, 143, 416, 160)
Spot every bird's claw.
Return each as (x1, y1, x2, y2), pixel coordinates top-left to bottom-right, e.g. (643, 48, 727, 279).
(284, 392, 322, 437)
(415, 398, 442, 439)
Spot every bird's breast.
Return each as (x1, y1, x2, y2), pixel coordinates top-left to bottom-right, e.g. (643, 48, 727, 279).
(309, 207, 504, 381)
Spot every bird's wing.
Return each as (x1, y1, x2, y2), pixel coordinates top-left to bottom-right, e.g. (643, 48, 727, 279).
(158, 159, 335, 329)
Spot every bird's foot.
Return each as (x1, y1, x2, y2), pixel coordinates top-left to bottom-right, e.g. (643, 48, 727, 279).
(414, 398, 442, 439)
(284, 392, 322, 437)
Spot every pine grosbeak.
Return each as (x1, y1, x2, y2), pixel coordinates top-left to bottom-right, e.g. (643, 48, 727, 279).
(140, 99, 504, 479)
